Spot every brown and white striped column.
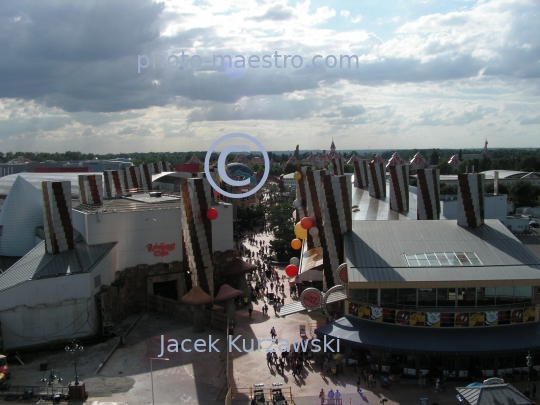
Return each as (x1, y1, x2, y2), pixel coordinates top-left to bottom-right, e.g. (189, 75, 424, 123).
(180, 177, 215, 297)
(388, 165, 410, 211)
(457, 173, 485, 228)
(331, 157, 344, 176)
(42, 181, 74, 254)
(139, 164, 152, 192)
(416, 168, 440, 220)
(103, 170, 126, 198)
(353, 160, 369, 189)
(78, 174, 103, 205)
(125, 166, 141, 192)
(368, 156, 386, 198)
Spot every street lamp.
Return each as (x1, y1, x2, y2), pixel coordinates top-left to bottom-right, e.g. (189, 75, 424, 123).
(150, 357, 169, 405)
(65, 339, 84, 385)
(45, 369, 62, 394)
(527, 351, 533, 392)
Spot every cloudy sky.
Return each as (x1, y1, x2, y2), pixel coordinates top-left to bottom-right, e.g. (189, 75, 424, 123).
(0, 0, 539, 154)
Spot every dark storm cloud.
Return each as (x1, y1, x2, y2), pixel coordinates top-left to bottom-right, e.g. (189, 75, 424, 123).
(0, 0, 539, 120)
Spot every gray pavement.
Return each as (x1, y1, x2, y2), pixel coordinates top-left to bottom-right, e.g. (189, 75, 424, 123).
(3, 231, 539, 404)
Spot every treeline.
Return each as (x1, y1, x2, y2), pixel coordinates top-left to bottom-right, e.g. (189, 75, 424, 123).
(2, 149, 539, 176)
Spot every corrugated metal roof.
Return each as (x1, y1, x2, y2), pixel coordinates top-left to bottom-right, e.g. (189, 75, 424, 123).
(0, 238, 116, 292)
(352, 187, 417, 221)
(345, 219, 540, 286)
(280, 291, 347, 316)
(457, 384, 533, 405)
(0, 173, 88, 199)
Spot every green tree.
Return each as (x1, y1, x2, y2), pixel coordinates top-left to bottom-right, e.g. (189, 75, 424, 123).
(508, 180, 540, 208)
(479, 156, 491, 172)
(484, 183, 509, 195)
(491, 157, 514, 171)
(520, 156, 540, 172)
(430, 149, 440, 165)
(440, 183, 458, 195)
(268, 202, 296, 261)
(436, 161, 454, 175)
(458, 159, 470, 174)
(344, 164, 354, 173)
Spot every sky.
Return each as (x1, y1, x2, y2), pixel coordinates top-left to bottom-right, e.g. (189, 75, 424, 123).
(0, 0, 539, 154)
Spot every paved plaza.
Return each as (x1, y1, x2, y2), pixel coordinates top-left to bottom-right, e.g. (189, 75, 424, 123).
(2, 232, 538, 404)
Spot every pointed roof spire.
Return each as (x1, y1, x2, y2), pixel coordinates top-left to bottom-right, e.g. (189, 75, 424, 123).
(330, 137, 336, 151)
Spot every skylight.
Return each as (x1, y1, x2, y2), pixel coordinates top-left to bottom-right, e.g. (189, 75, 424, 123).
(405, 252, 482, 267)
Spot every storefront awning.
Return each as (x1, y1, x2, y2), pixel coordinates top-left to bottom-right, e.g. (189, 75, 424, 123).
(315, 316, 540, 355)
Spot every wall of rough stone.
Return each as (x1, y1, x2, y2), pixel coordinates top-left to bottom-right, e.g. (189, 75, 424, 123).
(98, 249, 241, 330)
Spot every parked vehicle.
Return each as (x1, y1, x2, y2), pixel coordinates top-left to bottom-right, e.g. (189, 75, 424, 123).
(530, 220, 539, 228)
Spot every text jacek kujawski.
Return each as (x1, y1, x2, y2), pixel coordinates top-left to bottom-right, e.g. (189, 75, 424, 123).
(157, 334, 340, 357)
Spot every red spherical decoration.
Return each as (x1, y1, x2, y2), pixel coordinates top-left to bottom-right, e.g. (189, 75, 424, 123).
(286, 264, 299, 277)
(206, 208, 219, 220)
(300, 217, 313, 230)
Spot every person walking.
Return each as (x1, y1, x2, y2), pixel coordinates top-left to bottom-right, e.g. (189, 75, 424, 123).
(368, 373, 374, 388)
(266, 352, 273, 368)
(248, 302, 253, 317)
(296, 360, 303, 377)
(270, 326, 277, 339)
(357, 376, 362, 391)
(279, 357, 285, 374)
(319, 389, 325, 405)
(291, 359, 298, 377)
(272, 351, 278, 365)
(328, 389, 335, 405)
(332, 365, 337, 378)
(334, 389, 341, 404)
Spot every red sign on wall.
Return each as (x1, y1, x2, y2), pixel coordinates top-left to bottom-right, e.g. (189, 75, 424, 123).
(147, 243, 176, 256)
(303, 291, 322, 308)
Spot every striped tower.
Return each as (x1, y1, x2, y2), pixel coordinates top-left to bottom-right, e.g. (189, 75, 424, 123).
(416, 168, 440, 220)
(152, 162, 161, 174)
(388, 165, 409, 211)
(296, 167, 352, 290)
(78, 174, 103, 205)
(125, 166, 141, 192)
(42, 181, 74, 254)
(103, 170, 126, 198)
(331, 157, 344, 176)
(457, 173, 485, 228)
(353, 160, 369, 189)
(166, 161, 173, 171)
(180, 177, 215, 297)
(207, 163, 220, 197)
(368, 155, 386, 198)
(139, 164, 152, 192)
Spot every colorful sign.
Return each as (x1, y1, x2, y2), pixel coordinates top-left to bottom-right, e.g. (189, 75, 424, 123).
(147, 243, 176, 256)
(346, 301, 537, 328)
(300, 288, 324, 309)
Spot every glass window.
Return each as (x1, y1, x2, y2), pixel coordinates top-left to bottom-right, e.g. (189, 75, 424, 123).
(398, 289, 417, 307)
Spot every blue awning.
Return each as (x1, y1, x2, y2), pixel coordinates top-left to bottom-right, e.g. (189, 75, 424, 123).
(315, 316, 540, 355)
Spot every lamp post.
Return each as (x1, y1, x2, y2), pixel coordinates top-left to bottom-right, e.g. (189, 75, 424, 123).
(527, 351, 533, 392)
(150, 357, 169, 405)
(46, 369, 62, 394)
(65, 339, 84, 385)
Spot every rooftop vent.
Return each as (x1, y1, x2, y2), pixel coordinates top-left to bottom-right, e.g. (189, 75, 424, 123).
(149, 192, 162, 198)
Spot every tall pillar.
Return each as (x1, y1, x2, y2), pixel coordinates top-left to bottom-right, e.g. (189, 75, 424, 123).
(416, 169, 440, 220)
